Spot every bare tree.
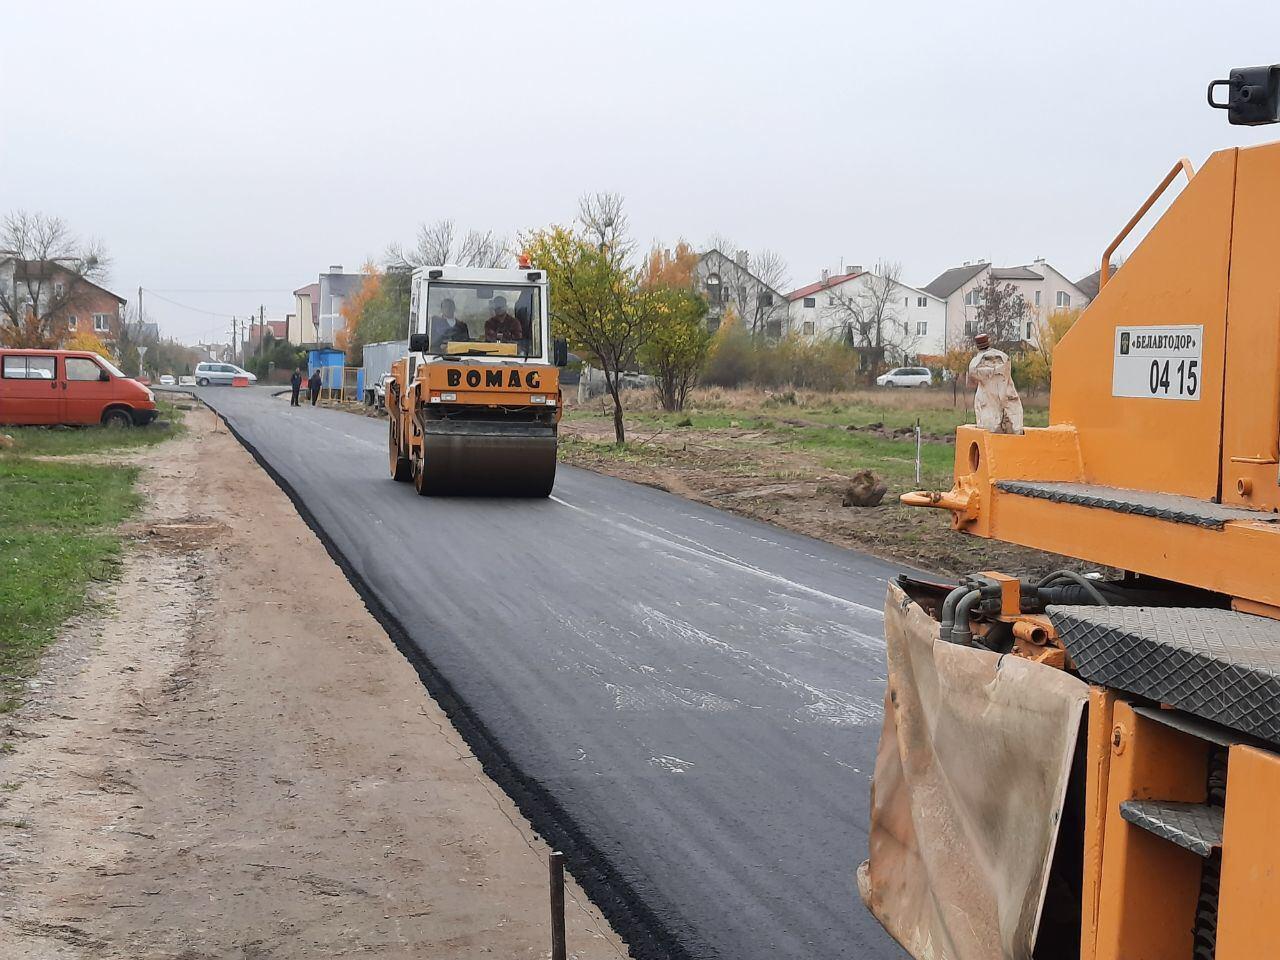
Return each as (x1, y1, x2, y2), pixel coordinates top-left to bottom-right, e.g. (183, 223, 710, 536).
(0, 210, 110, 348)
(826, 261, 918, 374)
(973, 274, 1026, 346)
(577, 192, 633, 263)
(386, 219, 511, 270)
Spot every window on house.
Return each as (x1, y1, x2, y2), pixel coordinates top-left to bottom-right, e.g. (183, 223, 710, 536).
(904, 297, 909, 307)
(802, 321, 815, 336)
(916, 320, 928, 335)
(67, 315, 78, 331)
(803, 296, 815, 308)
(93, 313, 110, 332)
(1026, 321, 1034, 340)
(965, 319, 980, 337)
(902, 321, 910, 335)
(827, 294, 835, 306)
(758, 292, 773, 307)
(54, 282, 65, 298)
(1056, 291, 1071, 308)
(917, 296, 927, 307)
(705, 273, 722, 304)
(964, 289, 985, 307)
(2, 355, 56, 379)
(1034, 290, 1041, 307)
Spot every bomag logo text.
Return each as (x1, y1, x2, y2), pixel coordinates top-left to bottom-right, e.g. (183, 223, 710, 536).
(446, 368, 542, 389)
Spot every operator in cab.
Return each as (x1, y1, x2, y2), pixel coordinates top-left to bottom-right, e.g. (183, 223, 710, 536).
(430, 298, 470, 351)
(484, 296, 523, 342)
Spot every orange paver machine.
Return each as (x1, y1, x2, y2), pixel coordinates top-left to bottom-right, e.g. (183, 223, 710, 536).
(860, 66, 1280, 960)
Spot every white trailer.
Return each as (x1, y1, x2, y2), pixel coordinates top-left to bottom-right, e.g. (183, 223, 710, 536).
(362, 339, 407, 407)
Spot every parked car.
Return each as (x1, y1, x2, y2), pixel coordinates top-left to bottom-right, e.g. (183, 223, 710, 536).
(159, 374, 176, 386)
(194, 361, 257, 386)
(0, 348, 157, 427)
(178, 375, 197, 386)
(876, 366, 933, 388)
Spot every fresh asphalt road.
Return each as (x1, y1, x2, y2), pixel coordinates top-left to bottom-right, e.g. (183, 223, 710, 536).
(198, 386, 910, 960)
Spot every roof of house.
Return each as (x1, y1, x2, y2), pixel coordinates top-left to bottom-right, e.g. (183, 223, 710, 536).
(785, 271, 862, 302)
(0, 257, 127, 304)
(1075, 265, 1118, 301)
(991, 265, 1044, 281)
(698, 249, 787, 298)
(922, 262, 989, 299)
(293, 282, 320, 298)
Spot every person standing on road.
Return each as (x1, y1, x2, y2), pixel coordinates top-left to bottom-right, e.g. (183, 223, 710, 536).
(308, 369, 322, 406)
(290, 367, 303, 406)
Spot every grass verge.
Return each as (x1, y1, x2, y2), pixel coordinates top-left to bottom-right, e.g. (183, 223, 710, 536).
(0, 406, 182, 712)
(0, 397, 187, 457)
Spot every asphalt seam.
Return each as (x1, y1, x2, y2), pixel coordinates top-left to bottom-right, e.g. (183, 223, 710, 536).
(204, 400, 698, 960)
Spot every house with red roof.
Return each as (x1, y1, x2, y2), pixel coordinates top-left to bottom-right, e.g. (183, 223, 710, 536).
(786, 265, 947, 362)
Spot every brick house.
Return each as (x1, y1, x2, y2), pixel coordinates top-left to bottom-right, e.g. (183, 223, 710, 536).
(0, 257, 127, 348)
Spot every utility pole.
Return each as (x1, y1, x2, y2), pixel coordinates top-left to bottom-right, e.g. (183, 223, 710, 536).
(137, 286, 143, 327)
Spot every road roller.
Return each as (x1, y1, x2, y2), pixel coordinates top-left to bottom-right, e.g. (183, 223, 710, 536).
(859, 67, 1280, 960)
(385, 259, 567, 496)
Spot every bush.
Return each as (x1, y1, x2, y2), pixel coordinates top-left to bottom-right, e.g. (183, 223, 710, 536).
(701, 317, 754, 387)
(700, 323, 864, 392)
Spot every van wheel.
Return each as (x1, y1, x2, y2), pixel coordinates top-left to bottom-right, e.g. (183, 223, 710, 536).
(196, 377, 210, 386)
(102, 409, 133, 429)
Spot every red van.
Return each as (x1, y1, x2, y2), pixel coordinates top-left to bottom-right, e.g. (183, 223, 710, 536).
(0, 348, 158, 427)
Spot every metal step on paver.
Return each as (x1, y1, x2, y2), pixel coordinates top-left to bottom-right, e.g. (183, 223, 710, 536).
(1119, 799, 1224, 857)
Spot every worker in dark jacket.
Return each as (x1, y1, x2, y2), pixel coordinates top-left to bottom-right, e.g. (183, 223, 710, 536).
(290, 367, 303, 406)
(308, 369, 322, 406)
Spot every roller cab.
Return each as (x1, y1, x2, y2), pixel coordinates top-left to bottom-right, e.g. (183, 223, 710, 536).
(386, 263, 565, 497)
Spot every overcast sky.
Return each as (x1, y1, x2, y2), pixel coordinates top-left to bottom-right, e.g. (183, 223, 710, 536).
(4, 0, 1280, 344)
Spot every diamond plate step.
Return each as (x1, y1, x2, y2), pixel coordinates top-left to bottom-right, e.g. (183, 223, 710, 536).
(1119, 800, 1224, 857)
(1048, 606, 1280, 744)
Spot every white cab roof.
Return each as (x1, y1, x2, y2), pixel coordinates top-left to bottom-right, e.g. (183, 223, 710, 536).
(412, 265, 545, 284)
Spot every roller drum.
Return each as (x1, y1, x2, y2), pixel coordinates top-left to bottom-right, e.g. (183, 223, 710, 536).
(417, 419, 557, 497)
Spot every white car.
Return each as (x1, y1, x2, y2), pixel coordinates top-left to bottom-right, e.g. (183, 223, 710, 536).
(194, 361, 258, 386)
(159, 374, 176, 386)
(876, 366, 933, 388)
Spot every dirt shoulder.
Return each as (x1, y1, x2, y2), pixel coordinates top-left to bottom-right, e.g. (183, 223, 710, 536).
(558, 389, 1082, 580)
(0, 406, 625, 959)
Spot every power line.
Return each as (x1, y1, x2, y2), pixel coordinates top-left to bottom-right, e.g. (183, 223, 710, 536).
(140, 287, 238, 319)
(149, 287, 287, 293)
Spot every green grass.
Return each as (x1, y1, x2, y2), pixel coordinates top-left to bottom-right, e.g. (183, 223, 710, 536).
(1, 398, 187, 456)
(566, 388, 1049, 489)
(0, 405, 174, 712)
(0, 460, 139, 529)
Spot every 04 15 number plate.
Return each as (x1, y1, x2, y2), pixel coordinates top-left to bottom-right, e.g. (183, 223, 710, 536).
(1112, 324, 1203, 401)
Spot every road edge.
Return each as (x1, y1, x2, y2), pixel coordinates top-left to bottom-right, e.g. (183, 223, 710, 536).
(204, 401, 695, 960)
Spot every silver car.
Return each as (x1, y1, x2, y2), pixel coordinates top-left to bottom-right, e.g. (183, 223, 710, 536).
(194, 362, 258, 386)
(876, 366, 933, 388)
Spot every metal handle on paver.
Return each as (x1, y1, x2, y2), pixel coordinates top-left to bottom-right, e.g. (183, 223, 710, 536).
(1099, 158, 1195, 291)
(549, 850, 566, 960)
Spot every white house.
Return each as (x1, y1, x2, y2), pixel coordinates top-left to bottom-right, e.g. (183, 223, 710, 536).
(786, 267, 948, 360)
(921, 259, 1090, 349)
(694, 249, 789, 338)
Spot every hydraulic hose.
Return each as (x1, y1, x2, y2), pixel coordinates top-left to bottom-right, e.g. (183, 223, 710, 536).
(1036, 569, 1109, 606)
(939, 584, 972, 638)
(950, 589, 984, 646)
